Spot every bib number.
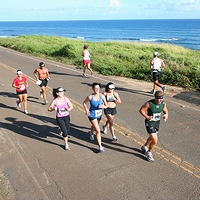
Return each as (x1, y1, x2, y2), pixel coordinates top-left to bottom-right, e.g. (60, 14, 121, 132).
(95, 109, 102, 117)
(152, 113, 161, 121)
(20, 84, 25, 91)
(59, 108, 67, 115)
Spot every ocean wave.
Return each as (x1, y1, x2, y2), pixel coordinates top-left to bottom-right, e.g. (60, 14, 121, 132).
(0, 35, 17, 38)
(74, 36, 85, 39)
(140, 38, 178, 42)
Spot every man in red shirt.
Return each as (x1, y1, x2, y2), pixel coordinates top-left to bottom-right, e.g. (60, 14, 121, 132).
(12, 70, 28, 114)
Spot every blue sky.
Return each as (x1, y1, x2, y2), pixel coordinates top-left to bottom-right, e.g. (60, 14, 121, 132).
(1, 0, 200, 21)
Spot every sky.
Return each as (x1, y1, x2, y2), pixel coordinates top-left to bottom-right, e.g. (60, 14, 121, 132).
(1, 0, 200, 21)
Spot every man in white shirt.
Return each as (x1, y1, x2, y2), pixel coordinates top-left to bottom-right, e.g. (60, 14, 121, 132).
(150, 52, 166, 94)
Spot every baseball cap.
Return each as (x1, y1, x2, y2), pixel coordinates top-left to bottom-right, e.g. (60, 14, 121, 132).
(108, 84, 115, 89)
(153, 52, 159, 56)
(17, 70, 22, 75)
(56, 87, 66, 92)
(39, 62, 45, 66)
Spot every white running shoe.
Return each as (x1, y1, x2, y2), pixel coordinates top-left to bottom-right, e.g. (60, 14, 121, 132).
(146, 151, 154, 162)
(112, 136, 118, 141)
(16, 101, 21, 107)
(65, 144, 70, 150)
(40, 91, 43, 98)
(99, 146, 104, 153)
(102, 125, 107, 134)
(150, 89, 155, 94)
(24, 110, 28, 114)
(162, 86, 167, 94)
(58, 127, 63, 135)
(141, 145, 148, 155)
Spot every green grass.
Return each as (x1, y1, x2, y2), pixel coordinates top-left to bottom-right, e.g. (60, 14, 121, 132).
(0, 35, 200, 90)
(0, 175, 9, 200)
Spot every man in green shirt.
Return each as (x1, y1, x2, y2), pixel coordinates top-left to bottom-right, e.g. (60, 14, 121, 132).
(139, 90, 168, 162)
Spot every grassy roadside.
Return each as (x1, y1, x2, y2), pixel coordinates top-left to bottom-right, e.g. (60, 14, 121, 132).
(0, 174, 10, 200)
(0, 35, 200, 90)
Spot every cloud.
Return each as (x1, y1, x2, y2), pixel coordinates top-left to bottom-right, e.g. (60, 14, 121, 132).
(109, 0, 121, 9)
(175, 0, 200, 11)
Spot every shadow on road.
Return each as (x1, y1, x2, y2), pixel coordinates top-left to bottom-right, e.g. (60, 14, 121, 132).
(1, 100, 146, 161)
(173, 90, 200, 106)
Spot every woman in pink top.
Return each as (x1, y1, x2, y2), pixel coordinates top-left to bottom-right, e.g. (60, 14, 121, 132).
(12, 70, 28, 114)
(48, 87, 73, 150)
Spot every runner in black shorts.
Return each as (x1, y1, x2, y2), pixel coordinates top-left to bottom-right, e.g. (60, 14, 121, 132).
(150, 52, 166, 94)
(102, 82, 121, 141)
(12, 70, 28, 114)
(33, 62, 50, 105)
(139, 91, 168, 162)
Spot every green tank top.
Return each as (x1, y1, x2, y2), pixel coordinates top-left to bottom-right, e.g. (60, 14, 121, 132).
(147, 99, 165, 122)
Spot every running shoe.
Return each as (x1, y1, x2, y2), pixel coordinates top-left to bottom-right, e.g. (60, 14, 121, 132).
(146, 151, 154, 162)
(58, 127, 63, 135)
(44, 100, 48, 105)
(82, 73, 86, 77)
(16, 101, 21, 107)
(141, 145, 148, 155)
(99, 146, 104, 153)
(112, 136, 118, 141)
(90, 134, 95, 141)
(150, 89, 155, 94)
(162, 86, 167, 94)
(102, 125, 107, 134)
(65, 144, 70, 150)
(24, 110, 28, 114)
(40, 91, 43, 98)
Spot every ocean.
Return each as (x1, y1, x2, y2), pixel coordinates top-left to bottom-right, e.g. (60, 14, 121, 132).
(0, 19, 200, 51)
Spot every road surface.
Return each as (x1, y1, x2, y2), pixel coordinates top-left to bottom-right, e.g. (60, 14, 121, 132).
(0, 46, 199, 200)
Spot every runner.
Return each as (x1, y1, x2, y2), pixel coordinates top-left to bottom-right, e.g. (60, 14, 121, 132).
(48, 87, 73, 150)
(83, 82, 107, 153)
(82, 45, 94, 77)
(12, 70, 28, 114)
(102, 82, 121, 141)
(150, 52, 166, 94)
(139, 90, 168, 162)
(33, 62, 50, 104)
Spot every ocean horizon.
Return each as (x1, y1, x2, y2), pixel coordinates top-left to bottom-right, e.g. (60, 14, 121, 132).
(0, 19, 200, 51)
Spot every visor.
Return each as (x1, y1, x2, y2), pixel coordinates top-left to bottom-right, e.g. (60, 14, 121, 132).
(17, 70, 22, 75)
(57, 87, 66, 92)
(108, 84, 115, 89)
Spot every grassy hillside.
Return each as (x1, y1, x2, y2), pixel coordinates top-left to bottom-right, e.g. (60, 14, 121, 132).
(0, 35, 200, 90)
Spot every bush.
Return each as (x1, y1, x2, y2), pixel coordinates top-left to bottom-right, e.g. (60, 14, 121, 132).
(0, 35, 200, 90)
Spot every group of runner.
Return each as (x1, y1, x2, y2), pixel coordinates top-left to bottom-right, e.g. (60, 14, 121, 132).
(12, 62, 50, 113)
(12, 50, 168, 162)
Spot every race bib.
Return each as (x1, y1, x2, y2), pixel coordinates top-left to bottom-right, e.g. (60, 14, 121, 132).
(59, 108, 67, 115)
(152, 113, 161, 121)
(95, 109, 102, 117)
(20, 84, 25, 90)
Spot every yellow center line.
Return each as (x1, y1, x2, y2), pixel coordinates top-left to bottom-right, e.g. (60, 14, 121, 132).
(1, 62, 199, 179)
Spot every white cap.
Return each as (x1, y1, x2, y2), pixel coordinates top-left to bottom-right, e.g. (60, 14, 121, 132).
(108, 84, 115, 89)
(153, 52, 159, 56)
(56, 87, 66, 92)
(17, 70, 22, 75)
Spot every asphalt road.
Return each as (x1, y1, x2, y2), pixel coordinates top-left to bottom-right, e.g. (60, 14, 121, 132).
(0, 46, 199, 200)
